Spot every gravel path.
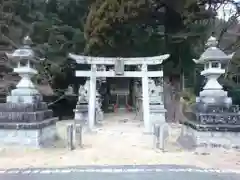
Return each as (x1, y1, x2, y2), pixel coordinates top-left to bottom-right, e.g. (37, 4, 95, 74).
(0, 113, 239, 170)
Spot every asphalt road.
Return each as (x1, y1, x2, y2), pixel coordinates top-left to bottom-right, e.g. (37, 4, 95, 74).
(0, 165, 239, 180)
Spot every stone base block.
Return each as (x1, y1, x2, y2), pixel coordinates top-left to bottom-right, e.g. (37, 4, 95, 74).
(74, 110, 88, 123)
(7, 93, 42, 104)
(150, 113, 166, 124)
(0, 118, 58, 148)
(179, 125, 240, 152)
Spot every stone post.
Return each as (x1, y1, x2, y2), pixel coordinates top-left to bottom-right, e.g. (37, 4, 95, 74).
(142, 63, 151, 133)
(74, 85, 88, 124)
(67, 124, 74, 150)
(153, 123, 169, 150)
(95, 91, 104, 125)
(88, 64, 97, 130)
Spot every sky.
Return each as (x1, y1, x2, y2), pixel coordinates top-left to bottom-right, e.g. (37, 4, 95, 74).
(217, 1, 239, 21)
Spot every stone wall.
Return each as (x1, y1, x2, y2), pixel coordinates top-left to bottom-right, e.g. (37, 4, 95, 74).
(0, 125, 57, 148)
(181, 125, 240, 149)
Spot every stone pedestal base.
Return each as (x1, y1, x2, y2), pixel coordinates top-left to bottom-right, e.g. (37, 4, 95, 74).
(74, 109, 88, 124)
(95, 110, 104, 125)
(74, 109, 104, 126)
(74, 103, 88, 125)
(7, 88, 42, 104)
(179, 125, 240, 151)
(0, 118, 58, 148)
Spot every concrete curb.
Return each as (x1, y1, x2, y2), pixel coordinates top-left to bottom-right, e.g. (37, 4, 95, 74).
(0, 167, 239, 174)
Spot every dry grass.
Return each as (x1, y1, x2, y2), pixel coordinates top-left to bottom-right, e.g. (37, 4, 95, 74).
(0, 112, 239, 170)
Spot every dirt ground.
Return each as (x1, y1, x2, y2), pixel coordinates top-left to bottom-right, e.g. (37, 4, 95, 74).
(0, 112, 239, 170)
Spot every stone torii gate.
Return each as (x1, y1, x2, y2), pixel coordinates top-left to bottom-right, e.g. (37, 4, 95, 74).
(69, 53, 169, 133)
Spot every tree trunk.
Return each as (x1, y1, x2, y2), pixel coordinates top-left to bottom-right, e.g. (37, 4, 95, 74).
(163, 5, 184, 124)
(164, 75, 181, 123)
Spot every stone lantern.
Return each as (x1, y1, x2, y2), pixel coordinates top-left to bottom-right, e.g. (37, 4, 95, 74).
(0, 36, 58, 148)
(6, 36, 41, 103)
(193, 36, 234, 106)
(179, 36, 240, 151)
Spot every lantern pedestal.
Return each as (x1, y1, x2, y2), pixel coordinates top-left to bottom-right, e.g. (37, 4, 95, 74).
(7, 67, 42, 104)
(0, 36, 58, 148)
(197, 66, 232, 105)
(179, 36, 240, 152)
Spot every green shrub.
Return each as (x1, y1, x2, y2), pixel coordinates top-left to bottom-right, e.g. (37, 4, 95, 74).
(180, 88, 196, 105)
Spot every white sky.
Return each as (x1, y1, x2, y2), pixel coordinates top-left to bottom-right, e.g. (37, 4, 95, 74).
(217, 1, 239, 21)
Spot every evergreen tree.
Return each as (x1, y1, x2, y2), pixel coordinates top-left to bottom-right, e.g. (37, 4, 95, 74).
(84, 0, 166, 57)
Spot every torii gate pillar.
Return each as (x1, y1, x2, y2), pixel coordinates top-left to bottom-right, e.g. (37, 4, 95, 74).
(142, 63, 151, 133)
(88, 64, 97, 130)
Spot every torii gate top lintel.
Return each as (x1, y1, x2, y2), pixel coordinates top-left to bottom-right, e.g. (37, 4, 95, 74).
(68, 53, 170, 65)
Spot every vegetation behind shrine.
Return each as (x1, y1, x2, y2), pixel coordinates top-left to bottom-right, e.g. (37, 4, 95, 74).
(1, 0, 240, 116)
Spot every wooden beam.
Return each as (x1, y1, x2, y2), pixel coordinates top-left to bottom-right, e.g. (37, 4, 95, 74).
(75, 70, 163, 77)
(69, 53, 169, 65)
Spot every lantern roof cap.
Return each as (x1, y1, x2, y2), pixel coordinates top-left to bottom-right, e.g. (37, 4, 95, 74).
(5, 36, 37, 62)
(193, 36, 233, 64)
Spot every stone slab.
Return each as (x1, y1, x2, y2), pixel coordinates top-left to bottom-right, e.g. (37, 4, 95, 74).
(150, 113, 166, 128)
(179, 125, 240, 150)
(0, 123, 57, 148)
(74, 111, 88, 124)
(194, 104, 239, 113)
(0, 102, 48, 112)
(0, 117, 57, 130)
(0, 110, 53, 123)
(183, 120, 240, 132)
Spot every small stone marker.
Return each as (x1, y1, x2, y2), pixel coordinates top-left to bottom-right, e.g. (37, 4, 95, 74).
(160, 124, 169, 150)
(67, 124, 74, 150)
(75, 124, 83, 148)
(153, 124, 160, 149)
(153, 123, 169, 151)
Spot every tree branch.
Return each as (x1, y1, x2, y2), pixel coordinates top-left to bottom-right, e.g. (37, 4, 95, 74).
(1, 34, 18, 48)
